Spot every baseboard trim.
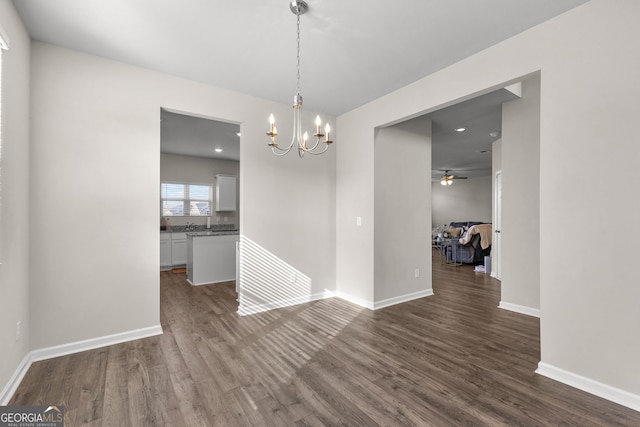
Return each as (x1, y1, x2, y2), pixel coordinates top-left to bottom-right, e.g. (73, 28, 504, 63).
(373, 289, 434, 310)
(0, 352, 32, 406)
(237, 287, 435, 315)
(536, 362, 640, 412)
(334, 291, 374, 310)
(237, 291, 333, 316)
(30, 324, 163, 362)
(190, 278, 235, 286)
(498, 301, 540, 318)
(0, 324, 163, 405)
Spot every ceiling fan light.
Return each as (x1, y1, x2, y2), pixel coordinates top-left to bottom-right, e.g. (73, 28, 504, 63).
(441, 179, 447, 186)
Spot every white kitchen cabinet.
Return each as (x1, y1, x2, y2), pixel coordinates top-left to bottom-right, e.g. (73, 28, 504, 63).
(160, 234, 172, 268)
(171, 232, 187, 266)
(215, 175, 237, 212)
(187, 234, 237, 285)
(161, 232, 187, 268)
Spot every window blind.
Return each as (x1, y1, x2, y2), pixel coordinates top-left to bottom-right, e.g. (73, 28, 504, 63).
(161, 182, 212, 217)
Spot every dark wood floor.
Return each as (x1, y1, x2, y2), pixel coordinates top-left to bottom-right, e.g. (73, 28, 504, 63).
(10, 249, 640, 426)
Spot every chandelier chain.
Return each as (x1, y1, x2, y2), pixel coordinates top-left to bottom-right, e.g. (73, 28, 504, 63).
(296, 13, 301, 95)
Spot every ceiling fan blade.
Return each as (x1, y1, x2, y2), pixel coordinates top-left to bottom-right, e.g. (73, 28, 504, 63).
(433, 170, 471, 181)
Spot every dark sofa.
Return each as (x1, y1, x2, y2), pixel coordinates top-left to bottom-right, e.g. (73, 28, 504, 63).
(441, 221, 491, 265)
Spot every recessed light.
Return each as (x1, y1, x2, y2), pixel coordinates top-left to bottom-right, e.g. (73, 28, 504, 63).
(489, 131, 499, 138)
(214, 148, 223, 153)
(455, 127, 466, 132)
(236, 132, 241, 137)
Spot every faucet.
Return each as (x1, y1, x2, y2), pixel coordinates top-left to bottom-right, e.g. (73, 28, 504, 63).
(185, 222, 196, 231)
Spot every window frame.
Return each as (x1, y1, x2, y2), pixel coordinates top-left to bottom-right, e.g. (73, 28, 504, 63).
(161, 182, 213, 217)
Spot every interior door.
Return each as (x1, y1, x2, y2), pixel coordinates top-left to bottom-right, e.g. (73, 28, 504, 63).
(493, 171, 502, 279)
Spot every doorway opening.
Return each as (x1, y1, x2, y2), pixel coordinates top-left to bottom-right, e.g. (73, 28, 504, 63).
(159, 108, 240, 281)
(372, 75, 541, 319)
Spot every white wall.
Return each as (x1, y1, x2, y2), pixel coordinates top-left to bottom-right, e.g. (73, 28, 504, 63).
(500, 75, 540, 312)
(0, 2, 31, 403)
(160, 153, 240, 227)
(335, 116, 375, 307)
(337, 0, 640, 406)
(536, 2, 640, 402)
(431, 176, 492, 228)
(374, 117, 432, 305)
(29, 42, 336, 349)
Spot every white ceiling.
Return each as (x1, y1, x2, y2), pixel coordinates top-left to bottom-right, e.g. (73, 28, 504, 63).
(13, 0, 587, 169)
(160, 110, 240, 161)
(429, 87, 519, 179)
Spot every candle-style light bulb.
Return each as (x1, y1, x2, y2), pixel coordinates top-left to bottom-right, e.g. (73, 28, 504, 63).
(303, 131, 309, 148)
(266, 114, 277, 146)
(324, 123, 331, 141)
(269, 113, 275, 133)
(315, 115, 322, 133)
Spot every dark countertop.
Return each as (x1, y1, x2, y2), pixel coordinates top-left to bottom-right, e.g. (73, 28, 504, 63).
(161, 224, 237, 234)
(186, 230, 239, 237)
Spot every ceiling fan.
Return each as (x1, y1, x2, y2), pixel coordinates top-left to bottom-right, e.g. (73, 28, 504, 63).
(439, 170, 467, 186)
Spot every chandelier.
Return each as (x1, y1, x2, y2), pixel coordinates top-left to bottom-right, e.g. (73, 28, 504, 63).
(266, 0, 333, 157)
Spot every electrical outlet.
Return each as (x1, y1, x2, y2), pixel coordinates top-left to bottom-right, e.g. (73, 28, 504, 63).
(16, 321, 21, 341)
(414, 268, 420, 278)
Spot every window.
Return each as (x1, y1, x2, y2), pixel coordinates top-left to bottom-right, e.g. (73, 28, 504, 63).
(161, 182, 212, 217)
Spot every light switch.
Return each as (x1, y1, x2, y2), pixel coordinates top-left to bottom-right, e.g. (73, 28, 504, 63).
(356, 216, 362, 226)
